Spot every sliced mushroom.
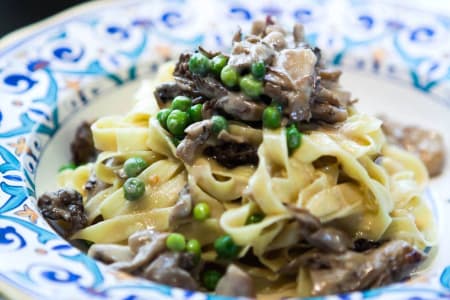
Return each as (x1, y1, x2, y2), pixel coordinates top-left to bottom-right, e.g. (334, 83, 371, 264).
(215, 93, 266, 121)
(176, 120, 213, 165)
(143, 252, 198, 290)
(170, 185, 193, 223)
(307, 227, 352, 254)
(281, 240, 425, 296)
(110, 230, 168, 272)
(381, 116, 445, 177)
(215, 264, 256, 298)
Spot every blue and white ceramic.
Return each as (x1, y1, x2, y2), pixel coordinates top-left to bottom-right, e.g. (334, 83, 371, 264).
(0, 0, 450, 299)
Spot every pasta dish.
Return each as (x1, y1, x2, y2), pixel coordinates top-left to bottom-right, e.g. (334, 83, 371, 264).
(37, 18, 441, 298)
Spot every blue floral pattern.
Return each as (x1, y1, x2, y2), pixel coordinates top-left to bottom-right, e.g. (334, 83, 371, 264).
(0, 0, 449, 299)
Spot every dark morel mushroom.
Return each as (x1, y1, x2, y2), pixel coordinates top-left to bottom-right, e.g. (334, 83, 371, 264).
(37, 188, 87, 237)
(70, 121, 97, 165)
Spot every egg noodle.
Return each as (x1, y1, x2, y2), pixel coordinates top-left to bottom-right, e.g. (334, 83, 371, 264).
(58, 65, 435, 297)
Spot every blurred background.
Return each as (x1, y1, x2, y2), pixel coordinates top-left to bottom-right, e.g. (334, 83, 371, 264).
(0, 0, 449, 38)
(0, 0, 86, 37)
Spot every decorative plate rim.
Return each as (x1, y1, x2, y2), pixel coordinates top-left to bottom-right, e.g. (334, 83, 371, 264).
(0, 0, 131, 53)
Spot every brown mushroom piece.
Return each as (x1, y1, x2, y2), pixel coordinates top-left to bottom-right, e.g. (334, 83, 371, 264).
(110, 230, 168, 273)
(319, 68, 342, 82)
(315, 86, 351, 107)
(203, 141, 259, 169)
(215, 92, 266, 121)
(281, 240, 425, 296)
(170, 185, 193, 224)
(380, 116, 445, 177)
(215, 264, 256, 298)
(307, 227, 353, 254)
(232, 27, 243, 43)
(227, 37, 276, 72)
(287, 206, 353, 253)
(86, 228, 202, 291)
(264, 47, 318, 122)
(153, 82, 195, 105)
(353, 238, 382, 252)
(176, 109, 261, 167)
(310, 102, 348, 123)
(176, 120, 213, 165)
(307, 240, 425, 296)
(263, 31, 287, 50)
(70, 121, 97, 165)
(288, 206, 321, 236)
(182, 74, 228, 100)
(37, 188, 87, 237)
(172, 54, 229, 100)
(84, 172, 111, 200)
(217, 130, 246, 144)
(250, 19, 266, 36)
(293, 23, 305, 45)
(143, 252, 198, 290)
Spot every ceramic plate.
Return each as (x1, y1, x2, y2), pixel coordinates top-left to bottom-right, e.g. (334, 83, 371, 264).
(0, 0, 449, 299)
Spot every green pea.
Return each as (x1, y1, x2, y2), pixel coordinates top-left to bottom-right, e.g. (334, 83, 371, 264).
(214, 235, 240, 260)
(263, 106, 282, 129)
(166, 109, 189, 136)
(251, 61, 266, 80)
(188, 103, 203, 123)
(58, 162, 76, 172)
(186, 239, 202, 256)
(210, 54, 228, 75)
(239, 74, 263, 98)
(202, 270, 222, 291)
(211, 115, 228, 134)
(246, 213, 265, 225)
(123, 177, 146, 201)
(220, 65, 239, 88)
(188, 52, 210, 76)
(157, 108, 172, 129)
(123, 157, 148, 177)
(286, 124, 302, 153)
(166, 233, 186, 252)
(193, 202, 210, 221)
(171, 96, 192, 112)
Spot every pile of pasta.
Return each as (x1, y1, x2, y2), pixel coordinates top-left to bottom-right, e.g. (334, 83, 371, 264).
(59, 67, 436, 296)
